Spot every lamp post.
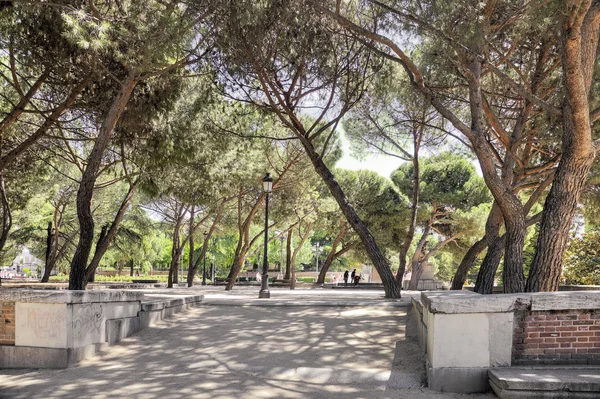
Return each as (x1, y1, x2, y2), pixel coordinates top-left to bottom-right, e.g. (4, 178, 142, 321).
(202, 231, 208, 286)
(259, 172, 273, 299)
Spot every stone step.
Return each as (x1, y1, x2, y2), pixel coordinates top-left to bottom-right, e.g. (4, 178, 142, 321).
(489, 367, 600, 399)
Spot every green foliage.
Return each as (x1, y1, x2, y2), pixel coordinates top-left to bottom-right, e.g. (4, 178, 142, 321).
(563, 230, 600, 285)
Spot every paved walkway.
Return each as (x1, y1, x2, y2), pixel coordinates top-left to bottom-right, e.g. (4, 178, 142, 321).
(0, 287, 496, 398)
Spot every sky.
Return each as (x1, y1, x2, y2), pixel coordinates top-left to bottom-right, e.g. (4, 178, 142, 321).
(334, 129, 402, 178)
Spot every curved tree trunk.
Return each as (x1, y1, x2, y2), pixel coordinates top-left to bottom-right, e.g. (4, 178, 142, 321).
(474, 236, 505, 294)
(299, 138, 401, 298)
(396, 128, 421, 287)
(68, 73, 137, 290)
(84, 184, 136, 285)
(290, 223, 312, 290)
(317, 225, 346, 284)
(0, 174, 12, 255)
(451, 237, 487, 290)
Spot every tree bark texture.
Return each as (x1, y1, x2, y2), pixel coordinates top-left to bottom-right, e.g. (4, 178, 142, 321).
(84, 184, 136, 285)
(451, 237, 487, 290)
(68, 74, 137, 290)
(527, 2, 600, 292)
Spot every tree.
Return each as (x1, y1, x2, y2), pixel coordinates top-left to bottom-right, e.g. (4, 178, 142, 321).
(211, 0, 401, 297)
(315, 0, 566, 293)
(526, 1, 600, 292)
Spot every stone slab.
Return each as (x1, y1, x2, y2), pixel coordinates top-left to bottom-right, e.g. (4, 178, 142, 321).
(490, 379, 600, 399)
(489, 367, 600, 392)
(0, 289, 144, 304)
(422, 291, 532, 314)
(530, 291, 600, 311)
(15, 302, 69, 348)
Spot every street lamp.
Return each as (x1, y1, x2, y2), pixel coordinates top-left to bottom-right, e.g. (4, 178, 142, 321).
(259, 172, 273, 298)
(202, 231, 208, 286)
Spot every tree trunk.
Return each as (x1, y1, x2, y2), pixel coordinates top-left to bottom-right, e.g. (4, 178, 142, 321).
(527, 3, 599, 292)
(0, 174, 12, 254)
(451, 238, 486, 290)
(188, 201, 225, 287)
(129, 259, 134, 277)
(41, 222, 54, 283)
(290, 223, 312, 290)
(503, 214, 526, 293)
(168, 221, 182, 288)
(299, 138, 401, 298)
(474, 236, 505, 294)
(84, 183, 136, 285)
(117, 259, 126, 276)
(396, 129, 421, 287)
(284, 228, 292, 280)
(188, 204, 195, 282)
(317, 226, 345, 284)
(474, 203, 504, 293)
(68, 73, 137, 290)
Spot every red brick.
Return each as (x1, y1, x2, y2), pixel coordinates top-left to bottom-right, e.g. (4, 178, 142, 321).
(577, 337, 589, 342)
(557, 338, 573, 343)
(555, 349, 575, 354)
(540, 332, 559, 338)
(561, 332, 573, 337)
(526, 343, 540, 348)
(574, 321, 594, 326)
(589, 337, 600, 342)
(544, 349, 556, 354)
(579, 314, 591, 321)
(561, 321, 574, 326)
(576, 348, 589, 353)
(525, 327, 541, 333)
(557, 327, 577, 332)
(539, 343, 559, 349)
(557, 315, 578, 321)
(528, 332, 540, 338)
(573, 332, 594, 337)
(573, 343, 591, 348)
(524, 338, 544, 344)
(589, 348, 600, 354)
(544, 338, 557, 343)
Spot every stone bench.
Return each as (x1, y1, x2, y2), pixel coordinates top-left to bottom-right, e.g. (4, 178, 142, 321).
(0, 290, 203, 368)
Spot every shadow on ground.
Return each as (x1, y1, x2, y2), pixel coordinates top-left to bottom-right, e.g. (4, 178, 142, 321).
(0, 302, 495, 399)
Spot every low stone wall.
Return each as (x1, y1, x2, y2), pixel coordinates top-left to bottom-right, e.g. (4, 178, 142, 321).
(0, 290, 203, 368)
(412, 290, 600, 393)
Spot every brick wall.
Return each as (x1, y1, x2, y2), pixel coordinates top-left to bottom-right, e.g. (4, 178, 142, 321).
(0, 302, 15, 345)
(513, 310, 600, 365)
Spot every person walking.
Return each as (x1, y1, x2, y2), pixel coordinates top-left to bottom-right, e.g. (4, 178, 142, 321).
(343, 270, 349, 287)
(351, 269, 356, 284)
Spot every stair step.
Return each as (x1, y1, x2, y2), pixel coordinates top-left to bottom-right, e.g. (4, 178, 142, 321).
(489, 367, 600, 399)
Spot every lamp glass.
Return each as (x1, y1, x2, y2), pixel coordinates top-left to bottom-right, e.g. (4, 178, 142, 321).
(262, 173, 274, 193)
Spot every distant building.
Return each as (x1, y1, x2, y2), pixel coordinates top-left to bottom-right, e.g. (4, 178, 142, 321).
(0, 246, 43, 278)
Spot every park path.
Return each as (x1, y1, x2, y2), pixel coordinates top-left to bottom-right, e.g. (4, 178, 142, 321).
(0, 288, 496, 399)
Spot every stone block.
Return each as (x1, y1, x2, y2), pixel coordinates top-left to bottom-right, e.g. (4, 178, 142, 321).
(426, 363, 490, 393)
(15, 302, 69, 348)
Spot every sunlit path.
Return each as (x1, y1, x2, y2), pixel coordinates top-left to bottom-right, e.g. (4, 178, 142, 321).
(0, 289, 495, 399)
